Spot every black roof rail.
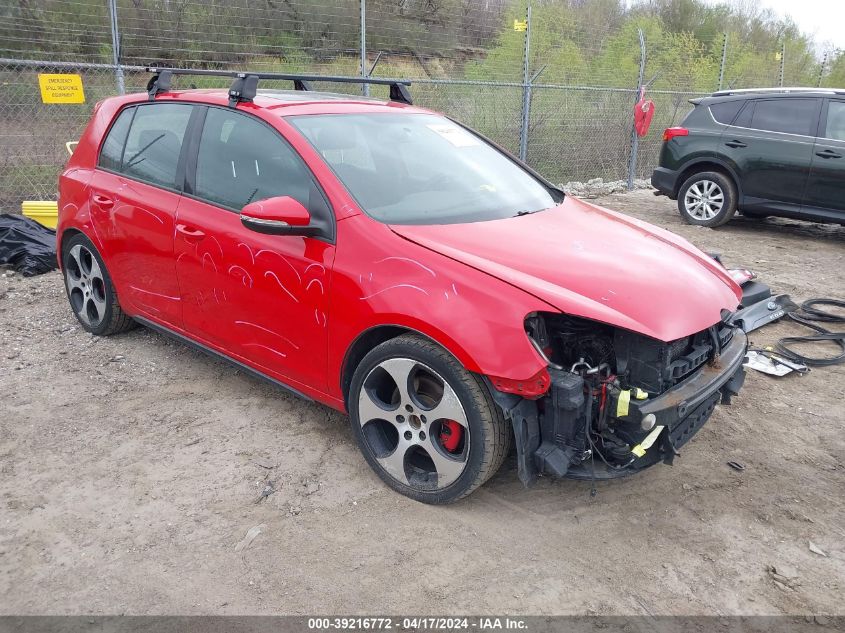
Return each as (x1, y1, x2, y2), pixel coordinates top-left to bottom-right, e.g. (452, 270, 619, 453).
(144, 67, 413, 106)
(710, 87, 845, 97)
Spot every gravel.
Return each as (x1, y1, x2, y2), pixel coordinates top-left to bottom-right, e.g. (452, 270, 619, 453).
(1, 189, 843, 616)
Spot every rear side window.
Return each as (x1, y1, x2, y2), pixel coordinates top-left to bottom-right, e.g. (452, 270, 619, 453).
(750, 99, 819, 136)
(824, 101, 845, 141)
(710, 100, 744, 125)
(194, 107, 312, 210)
(98, 108, 133, 171)
(121, 104, 193, 189)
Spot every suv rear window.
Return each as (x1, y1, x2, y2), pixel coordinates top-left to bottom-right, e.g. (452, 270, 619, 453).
(750, 99, 818, 136)
(709, 100, 744, 125)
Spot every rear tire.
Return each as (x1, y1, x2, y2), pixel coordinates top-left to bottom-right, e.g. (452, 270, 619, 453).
(349, 334, 510, 504)
(677, 171, 737, 227)
(62, 233, 135, 336)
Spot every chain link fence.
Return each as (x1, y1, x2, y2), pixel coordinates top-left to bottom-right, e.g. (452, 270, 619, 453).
(0, 0, 838, 209)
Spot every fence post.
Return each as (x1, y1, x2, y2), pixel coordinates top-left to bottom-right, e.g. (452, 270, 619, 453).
(518, 5, 532, 163)
(778, 41, 785, 87)
(717, 32, 728, 91)
(108, 0, 125, 94)
(626, 28, 646, 191)
(360, 0, 368, 96)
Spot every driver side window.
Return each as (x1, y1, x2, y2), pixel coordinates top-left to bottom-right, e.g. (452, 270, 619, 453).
(194, 108, 312, 211)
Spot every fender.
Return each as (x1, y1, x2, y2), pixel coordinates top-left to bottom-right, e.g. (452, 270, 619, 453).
(326, 215, 556, 402)
(677, 156, 744, 201)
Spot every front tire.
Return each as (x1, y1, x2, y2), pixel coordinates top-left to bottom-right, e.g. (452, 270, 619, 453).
(62, 233, 135, 335)
(677, 171, 737, 227)
(349, 334, 510, 504)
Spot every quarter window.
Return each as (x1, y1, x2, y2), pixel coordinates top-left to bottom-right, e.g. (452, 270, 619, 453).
(749, 99, 819, 136)
(194, 108, 312, 210)
(121, 103, 193, 189)
(710, 100, 744, 125)
(824, 101, 845, 141)
(98, 108, 133, 171)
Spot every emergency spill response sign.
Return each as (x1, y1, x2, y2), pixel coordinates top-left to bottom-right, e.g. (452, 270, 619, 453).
(38, 74, 85, 104)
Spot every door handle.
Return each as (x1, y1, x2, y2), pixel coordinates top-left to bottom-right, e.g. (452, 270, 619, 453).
(92, 194, 114, 209)
(815, 149, 843, 159)
(176, 223, 206, 242)
(725, 140, 747, 149)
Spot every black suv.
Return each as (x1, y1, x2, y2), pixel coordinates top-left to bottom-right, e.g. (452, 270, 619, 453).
(652, 88, 845, 227)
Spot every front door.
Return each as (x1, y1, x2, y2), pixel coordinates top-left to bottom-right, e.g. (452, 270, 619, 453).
(89, 102, 194, 326)
(174, 106, 335, 391)
(804, 99, 845, 216)
(720, 97, 821, 211)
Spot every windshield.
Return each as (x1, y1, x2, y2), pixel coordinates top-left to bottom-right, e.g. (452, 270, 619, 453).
(287, 113, 561, 225)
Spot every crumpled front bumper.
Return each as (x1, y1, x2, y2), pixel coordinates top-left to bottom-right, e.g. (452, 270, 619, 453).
(620, 328, 746, 432)
(505, 327, 748, 485)
(560, 328, 747, 481)
(602, 327, 748, 475)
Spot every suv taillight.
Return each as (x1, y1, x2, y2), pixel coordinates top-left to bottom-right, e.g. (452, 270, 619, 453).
(663, 127, 689, 142)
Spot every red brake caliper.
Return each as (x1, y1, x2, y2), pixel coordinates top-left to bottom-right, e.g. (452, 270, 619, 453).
(440, 420, 463, 453)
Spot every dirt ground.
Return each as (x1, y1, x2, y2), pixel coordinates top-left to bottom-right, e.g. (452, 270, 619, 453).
(1, 189, 844, 616)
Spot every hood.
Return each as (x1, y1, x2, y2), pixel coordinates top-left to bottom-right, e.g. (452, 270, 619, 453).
(389, 196, 742, 342)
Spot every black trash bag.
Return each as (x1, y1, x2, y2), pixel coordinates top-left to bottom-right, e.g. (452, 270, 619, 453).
(0, 213, 58, 276)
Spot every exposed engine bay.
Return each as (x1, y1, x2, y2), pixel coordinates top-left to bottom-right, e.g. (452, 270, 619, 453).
(508, 312, 746, 483)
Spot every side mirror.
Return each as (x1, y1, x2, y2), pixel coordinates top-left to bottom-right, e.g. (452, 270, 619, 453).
(240, 196, 318, 236)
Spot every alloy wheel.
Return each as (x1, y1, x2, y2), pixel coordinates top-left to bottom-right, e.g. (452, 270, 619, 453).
(357, 358, 469, 491)
(65, 244, 107, 327)
(684, 180, 724, 220)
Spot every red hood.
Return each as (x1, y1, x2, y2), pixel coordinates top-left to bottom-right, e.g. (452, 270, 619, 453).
(389, 196, 742, 342)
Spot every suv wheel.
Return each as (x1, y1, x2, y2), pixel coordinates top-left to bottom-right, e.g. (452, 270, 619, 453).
(62, 233, 136, 335)
(677, 171, 737, 227)
(349, 334, 510, 504)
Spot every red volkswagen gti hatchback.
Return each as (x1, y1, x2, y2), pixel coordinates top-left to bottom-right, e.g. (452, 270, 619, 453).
(58, 71, 747, 504)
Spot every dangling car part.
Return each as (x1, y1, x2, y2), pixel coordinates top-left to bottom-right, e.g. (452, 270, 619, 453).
(732, 294, 798, 333)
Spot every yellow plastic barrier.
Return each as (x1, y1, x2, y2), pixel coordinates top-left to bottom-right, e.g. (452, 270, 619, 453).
(21, 201, 59, 229)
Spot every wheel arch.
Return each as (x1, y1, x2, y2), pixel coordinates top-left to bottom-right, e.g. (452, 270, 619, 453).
(340, 323, 479, 409)
(675, 159, 742, 200)
(58, 227, 85, 270)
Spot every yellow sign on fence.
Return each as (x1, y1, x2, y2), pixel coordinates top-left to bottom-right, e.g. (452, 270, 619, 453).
(38, 73, 85, 104)
(513, 19, 527, 32)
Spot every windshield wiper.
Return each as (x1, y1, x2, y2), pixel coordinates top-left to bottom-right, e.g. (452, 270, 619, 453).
(514, 209, 538, 217)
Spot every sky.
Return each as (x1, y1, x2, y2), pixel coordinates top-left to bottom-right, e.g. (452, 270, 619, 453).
(705, 0, 845, 49)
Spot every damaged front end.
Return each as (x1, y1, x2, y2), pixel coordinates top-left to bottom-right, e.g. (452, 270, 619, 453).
(500, 312, 747, 484)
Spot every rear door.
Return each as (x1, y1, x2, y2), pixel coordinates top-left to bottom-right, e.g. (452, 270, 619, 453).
(719, 97, 821, 211)
(804, 98, 845, 217)
(89, 102, 195, 325)
(174, 106, 335, 390)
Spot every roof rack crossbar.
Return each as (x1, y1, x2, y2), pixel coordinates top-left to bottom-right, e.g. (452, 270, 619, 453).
(145, 67, 413, 105)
